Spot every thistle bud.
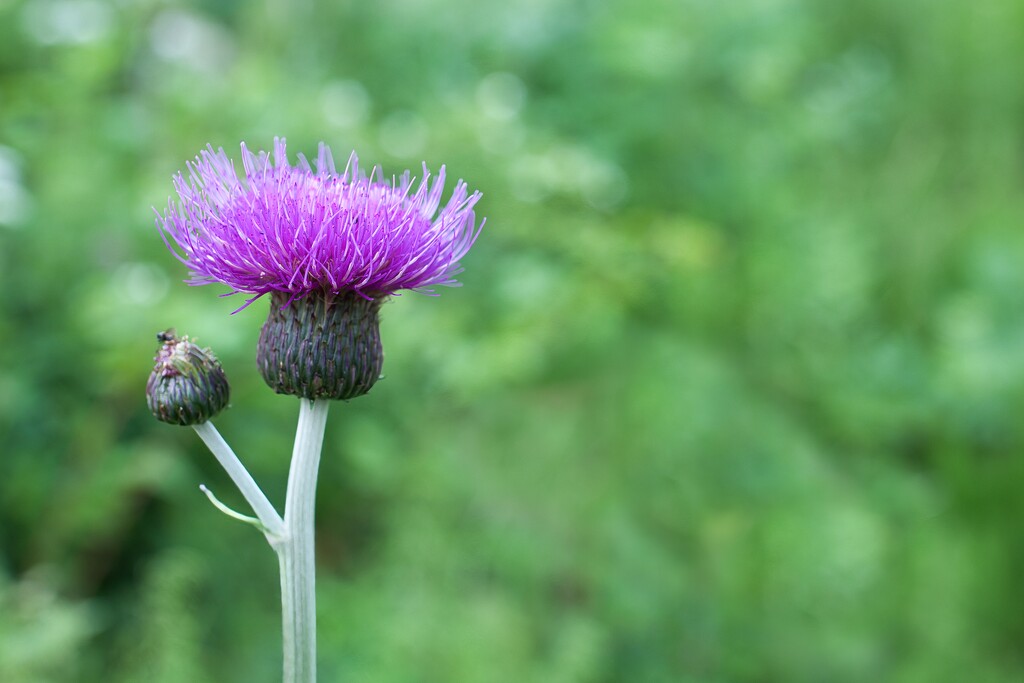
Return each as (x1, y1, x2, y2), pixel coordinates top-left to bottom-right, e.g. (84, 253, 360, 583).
(257, 290, 384, 401)
(147, 330, 230, 425)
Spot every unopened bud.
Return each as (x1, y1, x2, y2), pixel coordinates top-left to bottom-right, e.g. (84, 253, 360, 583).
(147, 329, 230, 425)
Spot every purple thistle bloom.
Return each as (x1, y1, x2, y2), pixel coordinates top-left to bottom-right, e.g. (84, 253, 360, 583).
(157, 138, 483, 310)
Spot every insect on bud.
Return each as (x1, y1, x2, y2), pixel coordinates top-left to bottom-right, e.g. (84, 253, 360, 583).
(147, 329, 231, 425)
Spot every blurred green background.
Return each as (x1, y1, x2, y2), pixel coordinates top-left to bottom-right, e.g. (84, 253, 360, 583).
(2, 0, 1024, 681)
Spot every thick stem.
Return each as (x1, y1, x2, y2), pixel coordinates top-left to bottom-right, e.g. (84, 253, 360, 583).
(278, 398, 329, 683)
(192, 421, 285, 538)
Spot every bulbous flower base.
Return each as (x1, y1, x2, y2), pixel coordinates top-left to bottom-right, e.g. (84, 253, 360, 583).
(257, 291, 384, 400)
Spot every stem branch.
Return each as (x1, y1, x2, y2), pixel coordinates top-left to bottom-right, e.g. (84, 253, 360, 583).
(192, 421, 285, 538)
(199, 484, 266, 531)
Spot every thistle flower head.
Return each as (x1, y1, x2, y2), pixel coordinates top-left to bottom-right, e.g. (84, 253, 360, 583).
(155, 139, 484, 401)
(156, 138, 483, 310)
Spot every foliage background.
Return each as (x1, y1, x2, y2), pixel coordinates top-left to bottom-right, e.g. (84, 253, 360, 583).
(2, 0, 1024, 681)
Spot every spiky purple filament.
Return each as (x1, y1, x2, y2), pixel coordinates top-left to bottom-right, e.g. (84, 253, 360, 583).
(157, 138, 483, 310)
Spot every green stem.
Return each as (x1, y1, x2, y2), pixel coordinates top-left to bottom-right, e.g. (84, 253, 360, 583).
(191, 421, 285, 538)
(278, 398, 329, 683)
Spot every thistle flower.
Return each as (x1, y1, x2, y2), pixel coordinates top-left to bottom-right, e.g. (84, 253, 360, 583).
(147, 330, 230, 425)
(156, 138, 483, 400)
